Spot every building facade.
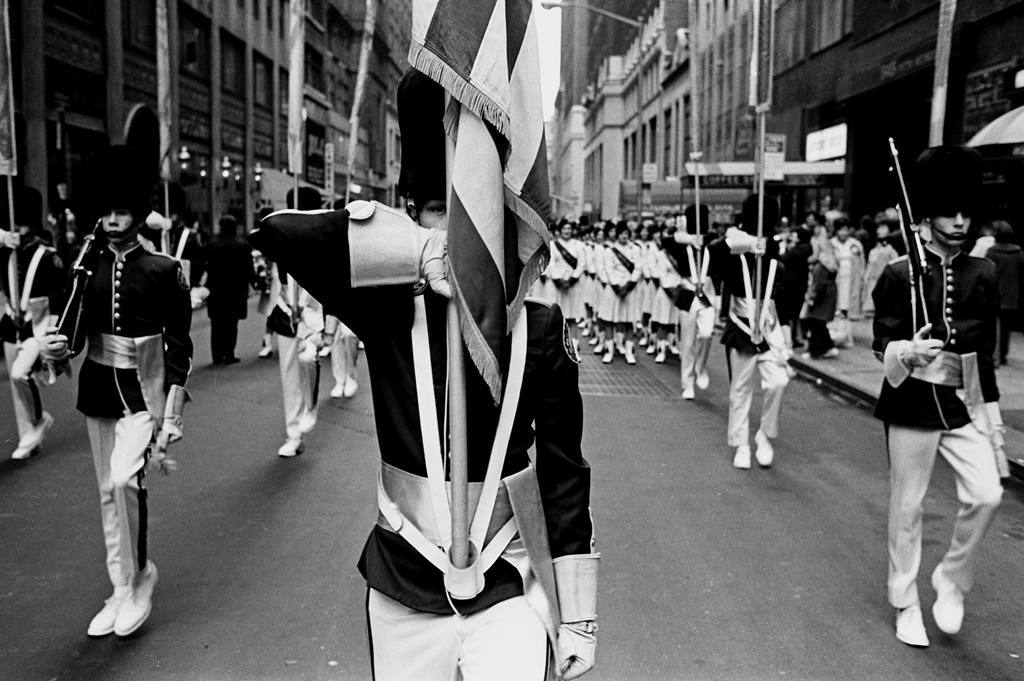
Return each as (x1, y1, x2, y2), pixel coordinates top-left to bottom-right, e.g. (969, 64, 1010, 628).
(8, 0, 410, 234)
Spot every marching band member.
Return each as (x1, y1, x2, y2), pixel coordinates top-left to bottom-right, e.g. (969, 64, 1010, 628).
(1, 185, 65, 459)
(598, 222, 642, 364)
(873, 145, 1004, 648)
(666, 205, 715, 399)
(543, 220, 587, 355)
(249, 69, 598, 681)
(647, 233, 681, 364)
(268, 187, 327, 458)
(586, 224, 608, 353)
(637, 221, 658, 353)
(709, 195, 790, 468)
(39, 145, 193, 638)
(326, 315, 360, 399)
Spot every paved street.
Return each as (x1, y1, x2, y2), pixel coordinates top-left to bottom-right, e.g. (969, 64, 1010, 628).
(2, 313, 1022, 681)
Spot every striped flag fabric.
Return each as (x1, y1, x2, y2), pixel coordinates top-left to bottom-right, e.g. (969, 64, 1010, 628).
(156, 0, 172, 181)
(409, 0, 552, 401)
(0, 0, 17, 176)
(287, 0, 306, 175)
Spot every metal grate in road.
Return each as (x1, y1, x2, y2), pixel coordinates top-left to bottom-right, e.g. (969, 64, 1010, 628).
(577, 354, 678, 399)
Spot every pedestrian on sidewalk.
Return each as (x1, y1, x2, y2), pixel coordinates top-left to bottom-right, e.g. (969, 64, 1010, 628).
(203, 215, 255, 365)
(0, 185, 65, 459)
(872, 145, 1004, 649)
(708, 194, 791, 470)
(39, 145, 193, 639)
(983, 220, 1023, 365)
(252, 207, 276, 359)
(831, 217, 865, 334)
(249, 69, 598, 681)
(862, 221, 899, 316)
(779, 226, 812, 348)
(800, 238, 839, 359)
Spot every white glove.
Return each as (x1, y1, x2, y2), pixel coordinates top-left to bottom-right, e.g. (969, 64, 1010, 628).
(897, 323, 944, 368)
(0, 229, 19, 248)
(557, 621, 597, 680)
(419, 228, 451, 298)
(38, 327, 70, 362)
(145, 211, 173, 232)
(147, 424, 179, 475)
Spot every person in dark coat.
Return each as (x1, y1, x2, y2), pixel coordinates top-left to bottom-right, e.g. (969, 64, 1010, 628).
(984, 220, 1024, 364)
(800, 238, 839, 359)
(779, 227, 812, 347)
(203, 215, 255, 364)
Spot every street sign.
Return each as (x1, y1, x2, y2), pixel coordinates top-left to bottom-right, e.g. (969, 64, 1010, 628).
(763, 133, 786, 181)
(324, 141, 334, 199)
(642, 162, 658, 185)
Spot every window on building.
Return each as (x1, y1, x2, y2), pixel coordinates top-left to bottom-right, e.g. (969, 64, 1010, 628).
(221, 32, 245, 95)
(811, 0, 846, 52)
(124, 0, 156, 50)
(281, 0, 288, 40)
(254, 54, 273, 108)
(48, 0, 103, 24)
(774, 0, 805, 72)
(649, 118, 657, 166)
(663, 109, 673, 177)
(237, 0, 245, 10)
(280, 67, 289, 114)
(309, 0, 326, 26)
(180, 9, 211, 79)
(682, 95, 692, 166)
(253, 0, 261, 22)
(305, 47, 324, 93)
(267, 0, 273, 28)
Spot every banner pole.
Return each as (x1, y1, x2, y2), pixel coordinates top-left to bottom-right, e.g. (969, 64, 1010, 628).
(6, 175, 18, 315)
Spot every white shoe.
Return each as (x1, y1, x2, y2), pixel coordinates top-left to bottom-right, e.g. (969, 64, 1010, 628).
(343, 378, 359, 398)
(601, 340, 614, 364)
(298, 409, 318, 435)
(655, 348, 666, 363)
(277, 439, 304, 458)
(87, 587, 131, 637)
(12, 412, 54, 459)
(645, 341, 657, 355)
(318, 345, 332, 358)
(592, 337, 604, 352)
(822, 348, 839, 359)
(895, 604, 930, 647)
(257, 344, 273, 358)
(682, 388, 695, 400)
(931, 567, 964, 635)
(754, 430, 774, 468)
(669, 344, 680, 356)
(587, 335, 600, 347)
(732, 445, 752, 470)
(638, 336, 648, 347)
(624, 341, 637, 365)
(696, 372, 710, 390)
(330, 384, 345, 399)
(114, 561, 158, 637)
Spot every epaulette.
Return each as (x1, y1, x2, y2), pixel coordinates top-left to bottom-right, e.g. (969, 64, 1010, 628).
(524, 296, 552, 308)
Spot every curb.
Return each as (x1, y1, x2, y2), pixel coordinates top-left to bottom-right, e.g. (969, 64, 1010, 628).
(789, 356, 1024, 481)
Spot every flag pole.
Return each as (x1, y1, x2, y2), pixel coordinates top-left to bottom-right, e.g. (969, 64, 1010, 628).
(2, 0, 19, 315)
(444, 93, 470, 571)
(929, 0, 957, 146)
(345, 0, 377, 205)
(5, 175, 18, 315)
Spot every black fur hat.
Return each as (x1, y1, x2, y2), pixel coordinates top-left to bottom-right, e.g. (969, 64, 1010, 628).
(286, 186, 323, 210)
(397, 69, 447, 208)
(683, 203, 710, 233)
(912, 145, 982, 219)
(83, 145, 156, 221)
(0, 184, 43, 232)
(740, 194, 780, 236)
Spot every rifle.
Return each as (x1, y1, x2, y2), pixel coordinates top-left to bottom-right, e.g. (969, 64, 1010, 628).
(55, 219, 102, 357)
(887, 138, 930, 333)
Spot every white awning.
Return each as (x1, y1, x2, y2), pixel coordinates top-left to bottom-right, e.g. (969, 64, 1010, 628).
(968, 105, 1024, 147)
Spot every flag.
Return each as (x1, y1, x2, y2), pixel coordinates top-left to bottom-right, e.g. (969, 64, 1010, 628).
(287, 0, 305, 175)
(156, 0, 172, 181)
(748, 0, 775, 109)
(409, 0, 552, 401)
(0, 0, 17, 176)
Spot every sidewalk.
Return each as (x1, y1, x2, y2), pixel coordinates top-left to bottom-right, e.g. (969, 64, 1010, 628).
(789, 319, 1024, 479)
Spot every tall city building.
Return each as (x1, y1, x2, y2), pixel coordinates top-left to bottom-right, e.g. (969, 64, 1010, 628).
(7, 0, 410, 233)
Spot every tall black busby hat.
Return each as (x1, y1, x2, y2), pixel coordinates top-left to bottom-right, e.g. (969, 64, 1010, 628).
(740, 194, 780, 236)
(683, 203, 710, 233)
(0, 184, 43, 232)
(912, 145, 981, 218)
(82, 145, 156, 220)
(397, 69, 447, 208)
(286, 186, 322, 210)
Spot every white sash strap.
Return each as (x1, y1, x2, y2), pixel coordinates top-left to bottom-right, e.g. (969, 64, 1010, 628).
(20, 246, 52, 312)
(174, 230, 190, 260)
(411, 295, 453, 548)
(734, 256, 777, 339)
(700, 247, 711, 283)
(468, 304, 528, 554)
(686, 245, 698, 285)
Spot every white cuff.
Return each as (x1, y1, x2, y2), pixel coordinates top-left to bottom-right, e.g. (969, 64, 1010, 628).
(347, 201, 422, 288)
(883, 341, 912, 388)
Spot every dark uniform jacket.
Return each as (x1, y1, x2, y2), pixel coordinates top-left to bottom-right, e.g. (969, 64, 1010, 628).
(872, 248, 999, 430)
(0, 235, 66, 343)
(73, 238, 193, 418)
(660, 235, 697, 310)
(250, 210, 593, 616)
(708, 235, 784, 354)
(203, 235, 255, 320)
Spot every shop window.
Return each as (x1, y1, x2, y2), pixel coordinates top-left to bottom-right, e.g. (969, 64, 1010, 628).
(305, 47, 325, 93)
(254, 54, 273, 109)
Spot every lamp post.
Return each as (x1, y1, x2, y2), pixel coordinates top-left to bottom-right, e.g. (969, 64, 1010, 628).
(541, 1, 643, 219)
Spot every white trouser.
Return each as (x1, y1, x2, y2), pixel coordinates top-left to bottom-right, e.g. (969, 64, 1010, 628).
(276, 334, 319, 440)
(86, 413, 154, 589)
(886, 422, 1003, 609)
(328, 321, 358, 389)
(727, 348, 789, 447)
(4, 340, 43, 439)
(367, 590, 548, 681)
(678, 311, 712, 392)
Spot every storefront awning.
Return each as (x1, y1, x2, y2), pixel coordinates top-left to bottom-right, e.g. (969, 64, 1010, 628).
(968, 105, 1024, 147)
